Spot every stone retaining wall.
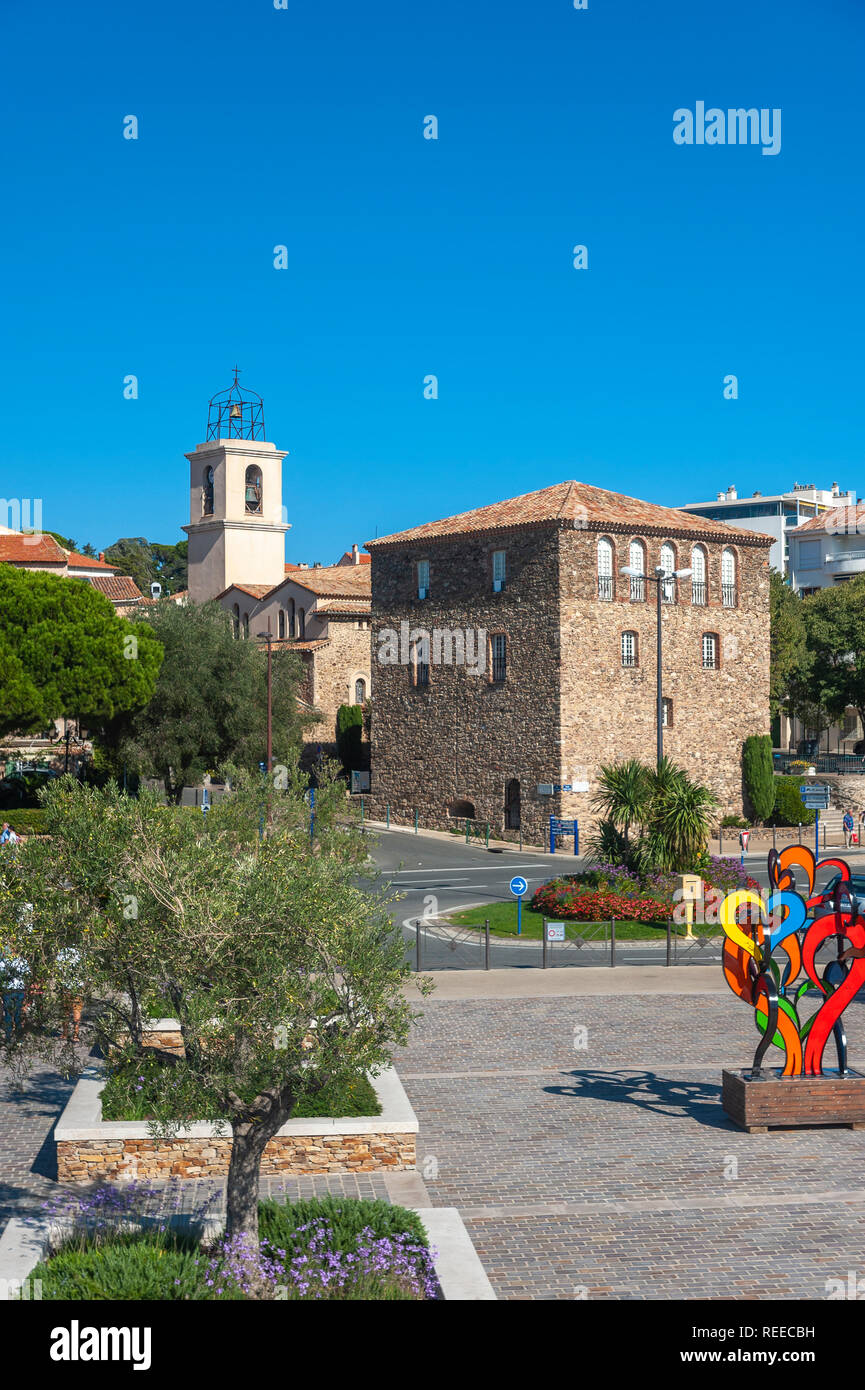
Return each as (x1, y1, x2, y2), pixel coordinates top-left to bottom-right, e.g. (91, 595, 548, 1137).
(55, 1065, 418, 1183)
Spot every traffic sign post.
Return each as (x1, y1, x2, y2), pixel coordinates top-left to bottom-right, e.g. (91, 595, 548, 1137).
(800, 783, 831, 862)
(510, 875, 528, 936)
(739, 828, 749, 867)
(549, 817, 578, 855)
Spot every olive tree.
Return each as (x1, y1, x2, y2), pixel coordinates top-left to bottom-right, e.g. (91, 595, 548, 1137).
(0, 769, 425, 1239)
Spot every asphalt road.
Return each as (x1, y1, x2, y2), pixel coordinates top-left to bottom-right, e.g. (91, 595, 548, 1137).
(361, 827, 865, 972)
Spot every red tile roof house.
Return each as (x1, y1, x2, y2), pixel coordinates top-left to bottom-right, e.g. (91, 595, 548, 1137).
(364, 480, 773, 845)
(214, 557, 372, 762)
(0, 531, 145, 610)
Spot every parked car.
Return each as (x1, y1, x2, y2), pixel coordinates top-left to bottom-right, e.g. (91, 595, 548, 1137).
(810, 873, 865, 920)
(0, 767, 61, 809)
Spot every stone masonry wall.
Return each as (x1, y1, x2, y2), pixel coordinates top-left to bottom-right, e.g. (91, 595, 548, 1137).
(56, 1132, 416, 1182)
(558, 527, 771, 827)
(369, 520, 771, 842)
(305, 618, 371, 746)
(368, 527, 562, 846)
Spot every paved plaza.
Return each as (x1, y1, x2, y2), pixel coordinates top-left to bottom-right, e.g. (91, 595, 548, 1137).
(4, 976, 865, 1300)
(393, 985, 865, 1300)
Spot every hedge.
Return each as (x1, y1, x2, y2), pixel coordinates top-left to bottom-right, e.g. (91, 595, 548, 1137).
(770, 776, 816, 827)
(2, 808, 47, 836)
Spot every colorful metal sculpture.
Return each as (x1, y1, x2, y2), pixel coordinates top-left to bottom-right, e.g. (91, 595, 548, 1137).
(721, 847, 865, 1077)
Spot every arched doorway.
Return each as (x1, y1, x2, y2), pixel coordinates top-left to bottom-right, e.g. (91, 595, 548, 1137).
(505, 779, 521, 830)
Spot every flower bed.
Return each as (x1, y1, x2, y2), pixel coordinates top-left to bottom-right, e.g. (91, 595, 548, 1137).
(26, 1185, 439, 1301)
(530, 859, 761, 923)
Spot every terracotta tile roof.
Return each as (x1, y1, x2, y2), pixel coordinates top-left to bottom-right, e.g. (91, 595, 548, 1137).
(66, 551, 116, 571)
(312, 596, 371, 615)
(791, 504, 864, 534)
(217, 583, 273, 600)
(365, 481, 775, 549)
(283, 564, 372, 598)
(336, 550, 371, 566)
(259, 638, 330, 651)
(88, 574, 145, 604)
(0, 533, 68, 564)
(285, 562, 303, 572)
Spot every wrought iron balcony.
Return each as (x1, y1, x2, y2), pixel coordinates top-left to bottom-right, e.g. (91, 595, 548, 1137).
(597, 574, 614, 601)
(629, 575, 645, 602)
(721, 582, 737, 608)
(691, 580, 707, 606)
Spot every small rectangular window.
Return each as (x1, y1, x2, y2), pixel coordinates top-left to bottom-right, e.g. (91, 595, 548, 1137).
(417, 559, 430, 599)
(702, 633, 718, 669)
(621, 631, 638, 668)
(492, 550, 506, 591)
(491, 633, 507, 682)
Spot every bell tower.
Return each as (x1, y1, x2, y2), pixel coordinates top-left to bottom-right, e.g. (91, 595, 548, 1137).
(183, 371, 290, 603)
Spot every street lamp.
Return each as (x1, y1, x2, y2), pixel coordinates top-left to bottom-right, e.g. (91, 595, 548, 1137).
(255, 623, 274, 826)
(620, 564, 692, 768)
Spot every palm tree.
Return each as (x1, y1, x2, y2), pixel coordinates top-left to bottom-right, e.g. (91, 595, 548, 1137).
(646, 766, 718, 872)
(591, 759, 652, 856)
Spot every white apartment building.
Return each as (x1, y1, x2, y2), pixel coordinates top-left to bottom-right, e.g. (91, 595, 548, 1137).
(680, 482, 856, 576)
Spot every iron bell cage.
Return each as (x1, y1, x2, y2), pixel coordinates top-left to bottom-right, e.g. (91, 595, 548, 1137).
(206, 372, 266, 442)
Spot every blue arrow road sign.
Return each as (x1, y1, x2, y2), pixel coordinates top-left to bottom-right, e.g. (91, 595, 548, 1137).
(510, 876, 528, 897)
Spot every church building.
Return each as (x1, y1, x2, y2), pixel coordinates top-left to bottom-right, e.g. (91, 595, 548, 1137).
(183, 374, 371, 757)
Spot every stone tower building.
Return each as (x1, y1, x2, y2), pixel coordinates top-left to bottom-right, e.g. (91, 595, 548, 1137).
(365, 480, 772, 845)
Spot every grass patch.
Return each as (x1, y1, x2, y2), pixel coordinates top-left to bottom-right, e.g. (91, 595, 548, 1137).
(448, 902, 719, 939)
(100, 1056, 381, 1122)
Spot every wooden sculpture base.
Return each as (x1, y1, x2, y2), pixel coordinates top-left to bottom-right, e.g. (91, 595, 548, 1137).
(722, 1068, 865, 1133)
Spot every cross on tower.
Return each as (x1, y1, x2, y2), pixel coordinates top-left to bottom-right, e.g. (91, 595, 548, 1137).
(231, 365, 242, 386)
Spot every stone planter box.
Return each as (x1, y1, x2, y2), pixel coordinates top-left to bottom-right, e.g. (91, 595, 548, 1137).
(54, 1064, 418, 1182)
(722, 1068, 865, 1133)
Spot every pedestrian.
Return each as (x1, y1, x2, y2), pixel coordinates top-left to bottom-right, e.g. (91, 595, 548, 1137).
(0, 823, 17, 846)
(844, 810, 855, 848)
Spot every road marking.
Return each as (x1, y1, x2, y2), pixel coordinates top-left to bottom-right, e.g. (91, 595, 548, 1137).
(390, 865, 547, 875)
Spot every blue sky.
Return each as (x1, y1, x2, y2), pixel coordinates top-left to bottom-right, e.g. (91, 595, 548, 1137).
(1, 0, 862, 562)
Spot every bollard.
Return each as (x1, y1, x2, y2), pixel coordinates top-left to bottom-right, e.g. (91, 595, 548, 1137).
(386, 803, 390, 829)
(666, 920, 672, 967)
(415, 919, 422, 973)
(610, 919, 616, 968)
(798, 822, 802, 846)
(719, 826, 723, 856)
(485, 823, 490, 849)
(772, 823, 776, 851)
(519, 825, 523, 852)
(360, 796, 364, 824)
(542, 923, 549, 970)
(484, 919, 490, 971)
(414, 809, 418, 834)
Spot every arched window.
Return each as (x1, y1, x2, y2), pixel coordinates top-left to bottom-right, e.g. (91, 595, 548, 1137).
(289, 598, 295, 638)
(621, 631, 638, 667)
(278, 609, 285, 639)
(232, 602, 240, 637)
(660, 542, 676, 603)
(597, 537, 614, 600)
(628, 539, 646, 601)
(355, 678, 366, 704)
(244, 465, 263, 515)
(505, 778, 521, 830)
(203, 466, 214, 516)
(691, 545, 707, 605)
(721, 548, 737, 607)
(448, 799, 476, 820)
(298, 607, 305, 639)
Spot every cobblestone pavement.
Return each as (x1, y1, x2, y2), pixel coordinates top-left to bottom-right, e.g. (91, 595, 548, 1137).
(0, 1057, 394, 1239)
(393, 993, 865, 1300)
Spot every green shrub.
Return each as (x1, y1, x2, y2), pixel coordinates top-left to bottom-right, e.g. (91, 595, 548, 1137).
(30, 1232, 206, 1301)
(720, 814, 749, 829)
(258, 1195, 427, 1252)
(2, 808, 47, 835)
(770, 776, 816, 827)
(336, 704, 363, 772)
(742, 734, 774, 823)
